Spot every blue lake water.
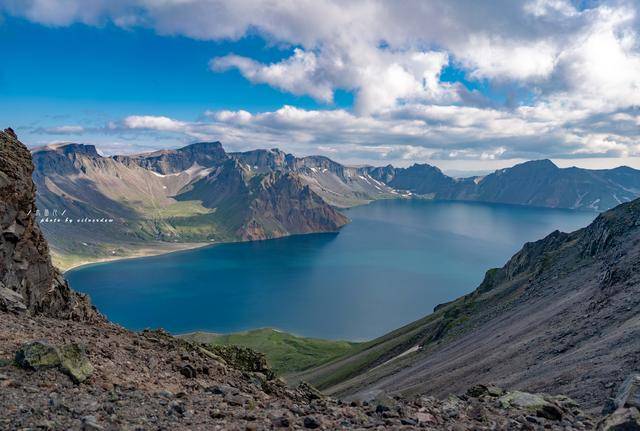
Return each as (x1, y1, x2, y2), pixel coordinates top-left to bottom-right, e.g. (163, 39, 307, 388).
(67, 200, 596, 341)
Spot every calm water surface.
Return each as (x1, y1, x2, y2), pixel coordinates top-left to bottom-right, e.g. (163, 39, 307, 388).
(67, 200, 596, 340)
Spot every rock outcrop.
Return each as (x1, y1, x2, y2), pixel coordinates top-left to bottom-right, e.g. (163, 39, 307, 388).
(240, 171, 348, 241)
(0, 308, 600, 430)
(0, 128, 97, 320)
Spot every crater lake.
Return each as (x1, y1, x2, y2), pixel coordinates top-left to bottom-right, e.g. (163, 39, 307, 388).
(67, 200, 596, 341)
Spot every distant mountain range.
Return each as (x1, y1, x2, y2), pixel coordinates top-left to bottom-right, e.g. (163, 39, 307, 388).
(371, 159, 640, 211)
(32, 140, 640, 268)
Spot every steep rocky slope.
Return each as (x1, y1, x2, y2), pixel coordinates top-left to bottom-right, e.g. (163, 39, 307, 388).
(231, 149, 398, 207)
(0, 129, 97, 320)
(0, 127, 612, 430)
(296, 195, 640, 414)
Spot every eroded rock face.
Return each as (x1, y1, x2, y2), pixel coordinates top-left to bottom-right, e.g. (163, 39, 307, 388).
(0, 128, 97, 320)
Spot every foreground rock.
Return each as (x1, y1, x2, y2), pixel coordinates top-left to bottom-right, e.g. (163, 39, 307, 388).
(15, 340, 94, 383)
(0, 310, 602, 430)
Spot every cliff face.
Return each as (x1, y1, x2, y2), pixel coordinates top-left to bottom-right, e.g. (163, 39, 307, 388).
(240, 172, 348, 241)
(0, 129, 97, 320)
(113, 141, 228, 174)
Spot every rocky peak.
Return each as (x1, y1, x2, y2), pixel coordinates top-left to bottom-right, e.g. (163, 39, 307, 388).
(57, 143, 100, 158)
(579, 197, 640, 257)
(0, 128, 98, 321)
(230, 148, 289, 172)
(115, 141, 228, 175)
(366, 164, 397, 183)
(176, 141, 225, 158)
(507, 159, 558, 173)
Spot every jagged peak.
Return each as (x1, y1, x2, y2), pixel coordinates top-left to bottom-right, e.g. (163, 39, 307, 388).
(3, 127, 17, 139)
(407, 163, 446, 174)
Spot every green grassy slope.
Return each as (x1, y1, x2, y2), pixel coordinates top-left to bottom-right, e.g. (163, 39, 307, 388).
(180, 328, 361, 376)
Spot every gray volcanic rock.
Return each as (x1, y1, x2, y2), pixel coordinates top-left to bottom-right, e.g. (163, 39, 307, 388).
(0, 129, 97, 320)
(239, 171, 348, 241)
(231, 150, 397, 207)
(0, 311, 599, 430)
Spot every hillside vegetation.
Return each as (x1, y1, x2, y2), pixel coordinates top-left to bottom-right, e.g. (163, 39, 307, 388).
(180, 328, 360, 375)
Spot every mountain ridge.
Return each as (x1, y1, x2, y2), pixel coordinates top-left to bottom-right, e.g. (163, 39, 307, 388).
(32, 140, 350, 269)
(369, 158, 640, 211)
(31, 139, 640, 270)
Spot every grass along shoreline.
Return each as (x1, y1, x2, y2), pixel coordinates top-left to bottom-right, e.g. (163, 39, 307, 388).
(179, 328, 362, 376)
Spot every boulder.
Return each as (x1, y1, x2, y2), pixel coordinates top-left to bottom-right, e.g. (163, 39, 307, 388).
(59, 343, 94, 384)
(0, 285, 27, 313)
(467, 384, 504, 398)
(498, 390, 565, 421)
(203, 345, 274, 379)
(598, 373, 640, 430)
(303, 416, 321, 429)
(15, 341, 61, 369)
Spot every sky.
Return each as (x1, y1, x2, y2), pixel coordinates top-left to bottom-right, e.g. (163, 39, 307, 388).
(1, 0, 640, 172)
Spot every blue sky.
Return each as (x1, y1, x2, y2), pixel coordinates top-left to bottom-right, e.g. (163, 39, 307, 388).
(1, 1, 640, 171)
(0, 18, 344, 124)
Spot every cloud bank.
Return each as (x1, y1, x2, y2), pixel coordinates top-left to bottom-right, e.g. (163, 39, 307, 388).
(4, 0, 640, 167)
